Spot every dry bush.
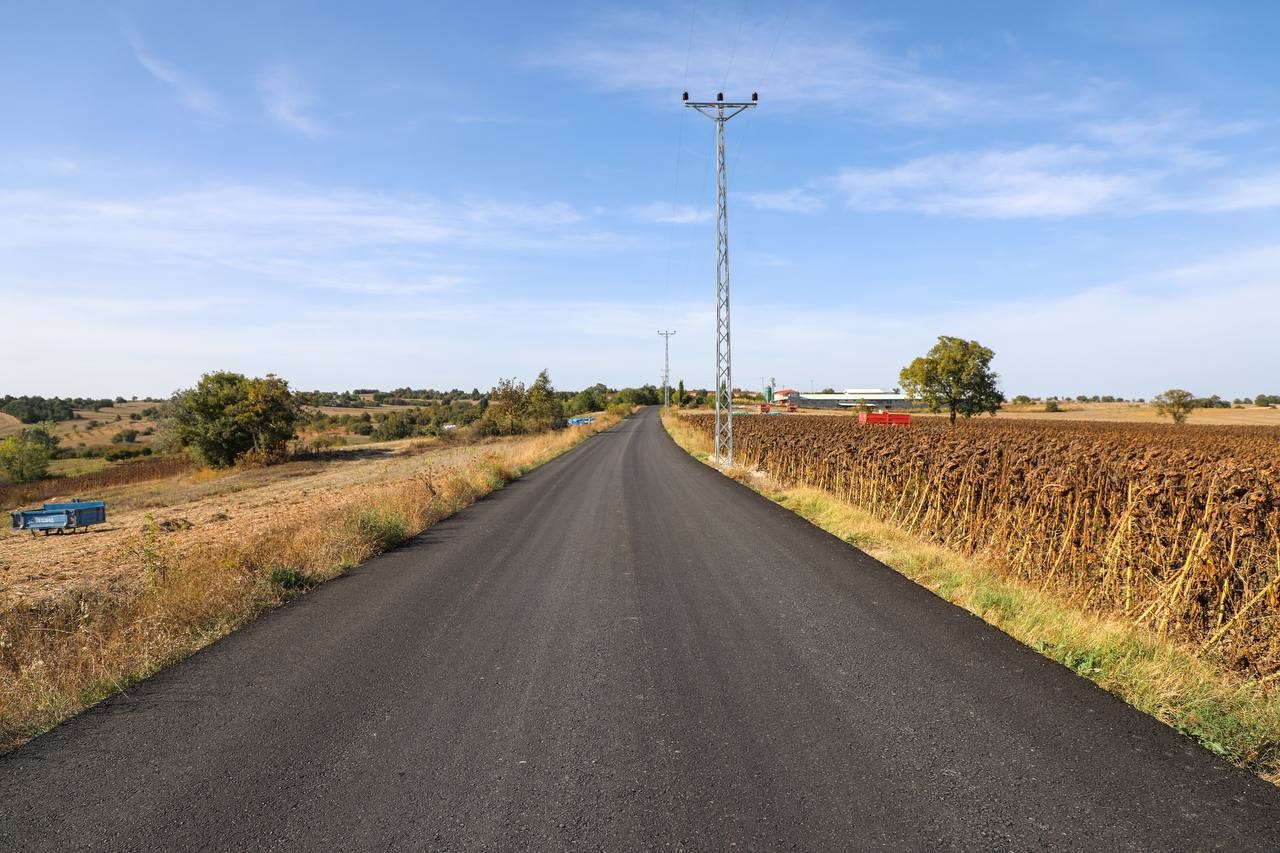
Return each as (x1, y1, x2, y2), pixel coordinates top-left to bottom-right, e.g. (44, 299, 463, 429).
(683, 414, 1280, 675)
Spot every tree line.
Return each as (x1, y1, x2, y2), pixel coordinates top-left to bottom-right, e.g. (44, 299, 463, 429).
(0, 370, 668, 483)
(1, 396, 113, 424)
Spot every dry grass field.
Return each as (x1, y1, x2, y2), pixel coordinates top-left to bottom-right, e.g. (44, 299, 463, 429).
(0, 401, 164, 450)
(993, 401, 1280, 426)
(1, 437, 477, 605)
(0, 412, 625, 748)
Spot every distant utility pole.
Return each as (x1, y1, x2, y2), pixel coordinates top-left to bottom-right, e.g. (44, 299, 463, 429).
(685, 90, 757, 465)
(658, 330, 677, 409)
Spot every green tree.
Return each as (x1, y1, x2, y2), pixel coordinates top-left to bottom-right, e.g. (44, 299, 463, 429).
(374, 410, 416, 440)
(674, 379, 685, 407)
(613, 385, 660, 406)
(487, 377, 528, 434)
(171, 372, 299, 467)
(899, 336, 1004, 425)
(0, 422, 59, 483)
(566, 386, 607, 416)
(1153, 389, 1196, 424)
(524, 370, 563, 430)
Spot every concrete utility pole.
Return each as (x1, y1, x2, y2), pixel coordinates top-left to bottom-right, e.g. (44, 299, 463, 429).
(658, 330, 676, 409)
(685, 91, 756, 465)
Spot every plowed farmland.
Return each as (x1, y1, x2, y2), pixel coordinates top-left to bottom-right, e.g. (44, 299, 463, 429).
(684, 414, 1280, 674)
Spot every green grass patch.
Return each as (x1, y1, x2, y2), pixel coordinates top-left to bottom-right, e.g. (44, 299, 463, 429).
(270, 567, 311, 590)
(351, 508, 409, 552)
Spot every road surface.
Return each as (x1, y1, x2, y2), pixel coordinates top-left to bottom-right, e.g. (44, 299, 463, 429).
(3, 407, 1279, 850)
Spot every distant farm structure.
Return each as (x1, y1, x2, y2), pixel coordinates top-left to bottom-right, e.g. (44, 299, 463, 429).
(780, 388, 912, 411)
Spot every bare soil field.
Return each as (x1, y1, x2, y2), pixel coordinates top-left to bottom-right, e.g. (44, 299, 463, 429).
(992, 401, 1280, 426)
(0, 436, 499, 606)
(750, 402, 1280, 426)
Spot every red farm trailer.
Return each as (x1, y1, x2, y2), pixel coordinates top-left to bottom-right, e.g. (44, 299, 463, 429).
(859, 412, 911, 425)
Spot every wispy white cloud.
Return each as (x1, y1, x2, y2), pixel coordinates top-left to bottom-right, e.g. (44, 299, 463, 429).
(1078, 109, 1263, 169)
(257, 64, 329, 137)
(535, 7, 1019, 124)
(826, 108, 1280, 219)
(835, 144, 1147, 218)
(629, 201, 712, 224)
(740, 188, 824, 214)
(1172, 170, 1280, 213)
(462, 200, 584, 227)
(125, 28, 225, 119)
(0, 185, 612, 298)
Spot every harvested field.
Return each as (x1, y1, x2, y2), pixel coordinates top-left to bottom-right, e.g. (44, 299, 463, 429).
(0, 401, 163, 448)
(0, 414, 625, 748)
(991, 402, 1280, 426)
(682, 414, 1280, 675)
(1, 439, 506, 606)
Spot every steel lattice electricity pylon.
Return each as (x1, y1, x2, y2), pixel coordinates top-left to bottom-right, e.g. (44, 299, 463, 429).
(685, 91, 756, 464)
(658, 330, 676, 409)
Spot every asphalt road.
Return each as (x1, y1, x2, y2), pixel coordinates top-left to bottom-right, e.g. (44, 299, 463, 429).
(4, 407, 1280, 851)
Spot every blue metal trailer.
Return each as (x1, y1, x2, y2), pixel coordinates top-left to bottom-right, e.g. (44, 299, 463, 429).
(10, 500, 106, 536)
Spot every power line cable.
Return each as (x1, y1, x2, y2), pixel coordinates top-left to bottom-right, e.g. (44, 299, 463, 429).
(721, 0, 749, 90)
(661, 0, 698, 328)
(730, 2, 789, 175)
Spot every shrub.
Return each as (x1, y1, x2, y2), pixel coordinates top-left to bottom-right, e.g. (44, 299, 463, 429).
(0, 423, 59, 483)
(1154, 389, 1196, 424)
(374, 411, 416, 441)
(483, 371, 565, 434)
(171, 372, 299, 467)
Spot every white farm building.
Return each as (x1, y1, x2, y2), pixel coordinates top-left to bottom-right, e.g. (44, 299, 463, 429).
(780, 388, 912, 410)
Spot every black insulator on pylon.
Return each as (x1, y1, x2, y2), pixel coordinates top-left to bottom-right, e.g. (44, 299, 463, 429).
(752, 92, 758, 102)
(717, 92, 723, 101)
(682, 91, 688, 101)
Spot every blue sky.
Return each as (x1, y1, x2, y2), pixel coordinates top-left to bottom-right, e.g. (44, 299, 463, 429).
(3, 1, 1279, 398)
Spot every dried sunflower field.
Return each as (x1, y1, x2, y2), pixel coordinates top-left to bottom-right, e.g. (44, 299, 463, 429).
(684, 414, 1280, 675)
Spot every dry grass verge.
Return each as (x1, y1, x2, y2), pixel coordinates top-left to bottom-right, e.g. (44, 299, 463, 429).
(662, 412, 1280, 785)
(0, 412, 625, 750)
